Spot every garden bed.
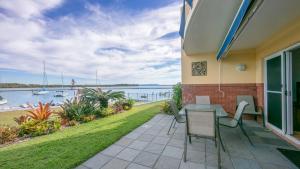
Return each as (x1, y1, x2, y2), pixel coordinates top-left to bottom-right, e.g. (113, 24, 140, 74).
(0, 102, 161, 169)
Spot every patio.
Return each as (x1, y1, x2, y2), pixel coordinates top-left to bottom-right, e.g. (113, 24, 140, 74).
(76, 114, 298, 169)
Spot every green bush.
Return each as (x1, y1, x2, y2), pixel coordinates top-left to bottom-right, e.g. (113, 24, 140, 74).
(100, 107, 114, 117)
(82, 88, 125, 108)
(19, 119, 61, 137)
(59, 98, 98, 122)
(160, 101, 172, 115)
(122, 99, 135, 110)
(0, 126, 19, 144)
(172, 83, 182, 109)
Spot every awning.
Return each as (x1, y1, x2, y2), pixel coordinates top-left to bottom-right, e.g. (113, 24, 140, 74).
(216, 0, 251, 60)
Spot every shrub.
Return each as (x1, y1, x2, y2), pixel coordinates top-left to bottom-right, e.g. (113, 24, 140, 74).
(100, 107, 114, 117)
(27, 102, 52, 121)
(160, 101, 172, 115)
(67, 120, 79, 126)
(19, 119, 61, 137)
(172, 83, 182, 109)
(59, 98, 97, 122)
(81, 115, 96, 123)
(82, 88, 125, 108)
(112, 101, 124, 114)
(14, 115, 29, 125)
(122, 99, 135, 110)
(0, 126, 19, 144)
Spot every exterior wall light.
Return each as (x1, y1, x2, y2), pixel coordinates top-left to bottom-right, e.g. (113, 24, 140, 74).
(236, 64, 246, 71)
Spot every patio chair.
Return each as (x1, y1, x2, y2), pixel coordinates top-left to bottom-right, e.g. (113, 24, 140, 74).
(196, 96, 210, 104)
(218, 101, 253, 145)
(184, 108, 221, 169)
(167, 100, 185, 135)
(237, 95, 265, 127)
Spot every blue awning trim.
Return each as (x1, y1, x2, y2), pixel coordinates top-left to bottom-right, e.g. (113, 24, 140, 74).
(187, 0, 193, 8)
(179, 0, 186, 38)
(216, 0, 251, 60)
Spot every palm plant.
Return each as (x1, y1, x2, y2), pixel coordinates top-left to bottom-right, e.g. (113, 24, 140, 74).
(82, 88, 125, 108)
(27, 102, 52, 121)
(59, 97, 98, 122)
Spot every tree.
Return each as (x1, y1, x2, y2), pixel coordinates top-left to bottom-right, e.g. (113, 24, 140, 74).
(82, 88, 125, 108)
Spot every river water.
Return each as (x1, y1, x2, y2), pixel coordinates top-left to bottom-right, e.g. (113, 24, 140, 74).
(0, 85, 172, 110)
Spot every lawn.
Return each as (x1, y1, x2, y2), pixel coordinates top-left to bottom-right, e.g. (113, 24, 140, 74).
(0, 108, 62, 126)
(0, 102, 162, 169)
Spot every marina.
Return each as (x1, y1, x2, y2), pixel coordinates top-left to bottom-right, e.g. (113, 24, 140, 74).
(0, 85, 172, 111)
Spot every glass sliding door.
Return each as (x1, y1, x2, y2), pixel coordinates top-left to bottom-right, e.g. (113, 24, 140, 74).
(266, 54, 285, 130)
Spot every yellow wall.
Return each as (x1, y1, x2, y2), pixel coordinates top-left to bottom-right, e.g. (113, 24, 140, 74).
(256, 17, 300, 83)
(182, 17, 300, 85)
(181, 49, 257, 84)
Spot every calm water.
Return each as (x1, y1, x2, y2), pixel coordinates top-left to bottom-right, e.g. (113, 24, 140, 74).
(0, 86, 172, 110)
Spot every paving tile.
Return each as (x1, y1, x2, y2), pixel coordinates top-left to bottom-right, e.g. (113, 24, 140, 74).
(82, 153, 112, 169)
(152, 136, 170, 145)
(101, 158, 129, 169)
(179, 160, 205, 169)
(101, 145, 125, 157)
(227, 147, 254, 160)
(138, 134, 156, 142)
(115, 137, 135, 147)
(75, 165, 90, 169)
(116, 148, 140, 162)
(126, 163, 152, 169)
(154, 155, 181, 169)
(125, 132, 142, 139)
(231, 158, 262, 169)
(144, 142, 166, 154)
(187, 141, 205, 152)
(185, 149, 205, 164)
(162, 146, 183, 159)
(134, 151, 159, 167)
(167, 138, 184, 148)
(128, 140, 149, 150)
(260, 162, 295, 169)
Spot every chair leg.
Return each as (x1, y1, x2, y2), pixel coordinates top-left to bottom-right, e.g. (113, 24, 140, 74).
(217, 124, 225, 152)
(184, 133, 187, 162)
(167, 118, 175, 135)
(217, 137, 221, 169)
(173, 120, 176, 128)
(262, 113, 266, 128)
(189, 136, 192, 144)
(239, 124, 253, 146)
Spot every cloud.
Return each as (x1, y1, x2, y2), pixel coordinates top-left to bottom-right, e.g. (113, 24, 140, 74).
(0, 0, 181, 84)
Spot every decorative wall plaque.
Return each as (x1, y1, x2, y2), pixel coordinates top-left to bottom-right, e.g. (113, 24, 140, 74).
(192, 61, 207, 76)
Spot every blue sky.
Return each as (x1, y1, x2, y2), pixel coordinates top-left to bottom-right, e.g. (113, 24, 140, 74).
(0, 0, 181, 85)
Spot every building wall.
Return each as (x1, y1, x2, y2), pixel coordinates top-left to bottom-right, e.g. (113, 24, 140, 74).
(181, 17, 300, 115)
(256, 17, 300, 83)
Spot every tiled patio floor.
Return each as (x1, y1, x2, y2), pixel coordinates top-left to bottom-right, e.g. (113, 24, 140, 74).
(76, 114, 298, 169)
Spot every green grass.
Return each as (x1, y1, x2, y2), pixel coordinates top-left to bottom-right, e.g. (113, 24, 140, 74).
(0, 102, 162, 169)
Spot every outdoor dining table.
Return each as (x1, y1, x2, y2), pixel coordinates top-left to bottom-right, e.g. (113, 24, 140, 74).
(179, 104, 228, 117)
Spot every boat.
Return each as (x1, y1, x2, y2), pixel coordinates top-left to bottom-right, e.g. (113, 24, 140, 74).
(54, 73, 68, 97)
(20, 103, 29, 108)
(0, 96, 7, 105)
(33, 61, 49, 95)
(54, 90, 68, 97)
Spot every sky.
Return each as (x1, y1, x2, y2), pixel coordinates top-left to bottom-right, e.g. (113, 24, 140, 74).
(0, 0, 181, 85)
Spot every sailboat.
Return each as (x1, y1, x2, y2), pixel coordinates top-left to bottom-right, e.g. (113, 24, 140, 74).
(54, 73, 68, 97)
(0, 96, 7, 105)
(33, 61, 49, 95)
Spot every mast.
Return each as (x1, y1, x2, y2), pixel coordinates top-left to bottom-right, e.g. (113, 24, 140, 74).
(42, 61, 48, 89)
